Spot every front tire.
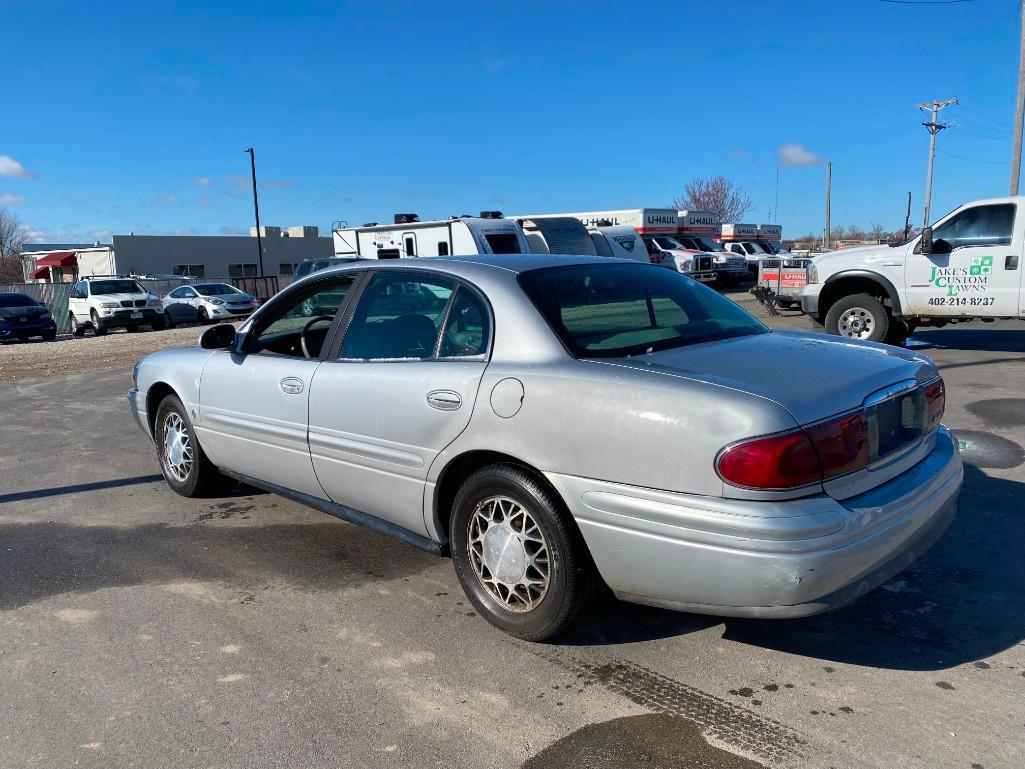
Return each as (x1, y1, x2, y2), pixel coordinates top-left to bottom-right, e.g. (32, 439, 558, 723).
(90, 310, 108, 336)
(449, 463, 594, 641)
(824, 293, 889, 342)
(162, 310, 175, 330)
(154, 394, 221, 497)
(198, 307, 210, 325)
(70, 313, 85, 337)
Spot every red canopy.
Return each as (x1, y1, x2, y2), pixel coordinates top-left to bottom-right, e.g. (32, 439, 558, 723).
(33, 250, 77, 267)
(30, 265, 52, 279)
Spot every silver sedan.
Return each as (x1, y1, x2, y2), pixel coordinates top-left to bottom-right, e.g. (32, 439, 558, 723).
(129, 255, 962, 640)
(161, 283, 255, 327)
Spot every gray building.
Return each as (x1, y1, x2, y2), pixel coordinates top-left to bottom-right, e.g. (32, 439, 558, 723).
(22, 227, 332, 283)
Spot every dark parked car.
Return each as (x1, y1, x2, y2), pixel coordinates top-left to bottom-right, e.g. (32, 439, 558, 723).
(0, 293, 57, 342)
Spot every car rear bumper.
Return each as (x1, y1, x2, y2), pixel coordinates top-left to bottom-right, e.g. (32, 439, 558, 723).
(546, 426, 962, 618)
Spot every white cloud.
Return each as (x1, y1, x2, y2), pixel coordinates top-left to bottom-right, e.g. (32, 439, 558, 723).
(218, 225, 249, 236)
(195, 194, 212, 207)
(778, 143, 824, 167)
(0, 192, 26, 205)
(192, 176, 213, 187)
(261, 178, 294, 190)
(223, 174, 249, 197)
(151, 193, 181, 206)
(0, 155, 37, 179)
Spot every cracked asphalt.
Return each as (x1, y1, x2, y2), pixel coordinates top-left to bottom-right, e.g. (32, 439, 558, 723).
(1, 296, 1023, 768)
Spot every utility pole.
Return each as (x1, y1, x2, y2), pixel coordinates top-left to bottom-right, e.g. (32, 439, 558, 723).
(244, 147, 265, 277)
(904, 191, 912, 243)
(824, 161, 831, 250)
(773, 167, 780, 224)
(1011, 2, 1025, 194)
(917, 97, 957, 228)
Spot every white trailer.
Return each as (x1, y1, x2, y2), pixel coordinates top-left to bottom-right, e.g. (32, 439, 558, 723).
(516, 217, 598, 256)
(332, 212, 529, 259)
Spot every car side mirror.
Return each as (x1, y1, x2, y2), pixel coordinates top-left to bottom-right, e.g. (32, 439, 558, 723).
(199, 323, 236, 350)
(920, 226, 933, 254)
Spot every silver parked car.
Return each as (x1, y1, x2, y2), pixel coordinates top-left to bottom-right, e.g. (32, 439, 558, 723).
(161, 283, 256, 327)
(129, 255, 962, 640)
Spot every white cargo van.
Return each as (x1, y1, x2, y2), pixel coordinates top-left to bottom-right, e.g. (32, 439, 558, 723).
(802, 195, 1025, 342)
(333, 212, 529, 258)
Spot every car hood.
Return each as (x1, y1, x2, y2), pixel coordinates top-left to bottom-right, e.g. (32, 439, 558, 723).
(600, 330, 937, 425)
(93, 292, 154, 303)
(0, 305, 47, 319)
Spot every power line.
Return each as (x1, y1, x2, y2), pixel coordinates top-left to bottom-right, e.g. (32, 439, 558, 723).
(956, 104, 1012, 129)
(936, 148, 1006, 164)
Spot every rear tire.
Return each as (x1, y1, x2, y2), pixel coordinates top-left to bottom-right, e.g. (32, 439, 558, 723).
(70, 313, 85, 337)
(41, 328, 56, 341)
(154, 394, 221, 497)
(824, 293, 889, 343)
(449, 463, 594, 641)
(90, 310, 107, 336)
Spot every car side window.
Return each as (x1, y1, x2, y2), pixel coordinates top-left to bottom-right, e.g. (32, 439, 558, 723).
(183, 287, 197, 297)
(169, 287, 186, 299)
(439, 287, 490, 358)
(932, 204, 1016, 251)
(339, 272, 454, 360)
(246, 276, 355, 358)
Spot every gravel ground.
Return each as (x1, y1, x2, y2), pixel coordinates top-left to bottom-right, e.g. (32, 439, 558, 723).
(0, 290, 806, 382)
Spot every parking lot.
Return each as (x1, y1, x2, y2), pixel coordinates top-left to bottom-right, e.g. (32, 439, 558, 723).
(1, 295, 1023, 769)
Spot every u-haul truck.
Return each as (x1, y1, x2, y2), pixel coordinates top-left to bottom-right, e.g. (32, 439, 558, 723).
(721, 223, 772, 276)
(513, 209, 715, 281)
(333, 212, 529, 258)
(675, 211, 748, 284)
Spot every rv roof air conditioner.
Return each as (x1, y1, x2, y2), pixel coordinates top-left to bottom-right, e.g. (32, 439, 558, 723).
(479, 210, 504, 219)
(393, 213, 420, 224)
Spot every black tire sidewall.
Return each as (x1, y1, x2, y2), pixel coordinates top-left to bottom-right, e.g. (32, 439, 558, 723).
(825, 293, 889, 342)
(154, 395, 204, 497)
(449, 465, 589, 641)
(90, 310, 107, 336)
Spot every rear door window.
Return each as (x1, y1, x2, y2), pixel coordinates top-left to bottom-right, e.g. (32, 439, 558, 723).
(340, 272, 455, 360)
(484, 233, 522, 254)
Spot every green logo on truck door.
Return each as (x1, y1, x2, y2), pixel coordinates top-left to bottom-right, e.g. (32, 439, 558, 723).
(929, 256, 992, 296)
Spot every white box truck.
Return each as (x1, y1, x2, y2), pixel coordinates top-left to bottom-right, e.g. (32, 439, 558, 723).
(802, 195, 1025, 343)
(333, 212, 529, 258)
(721, 223, 773, 277)
(675, 210, 748, 284)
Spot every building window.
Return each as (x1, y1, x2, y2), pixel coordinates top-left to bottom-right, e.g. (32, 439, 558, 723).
(228, 263, 258, 278)
(172, 264, 205, 278)
(279, 263, 296, 276)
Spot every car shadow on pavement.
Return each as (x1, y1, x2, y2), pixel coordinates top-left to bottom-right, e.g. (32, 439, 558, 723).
(0, 518, 436, 612)
(564, 465, 1025, 671)
(910, 328, 1025, 352)
(0, 475, 263, 505)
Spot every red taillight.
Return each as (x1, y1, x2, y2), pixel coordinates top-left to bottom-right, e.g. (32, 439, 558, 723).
(806, 412, 869, 480)
(717, 430, 822, 490)
(925, 378, 945, 429)
(718, 412, 870, 490)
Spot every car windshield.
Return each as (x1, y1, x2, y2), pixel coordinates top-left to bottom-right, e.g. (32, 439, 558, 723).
(194, 284, 241, 296)
(654, 236, 685, 250)
(519, 263, 767, 358)
(694, 237, 725, 252)
(89, 279, 145, 295)
(0, 293, 39, 307)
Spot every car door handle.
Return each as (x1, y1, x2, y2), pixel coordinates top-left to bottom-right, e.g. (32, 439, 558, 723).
(280, 377, 304, 394)
(426, 390, 461, 411)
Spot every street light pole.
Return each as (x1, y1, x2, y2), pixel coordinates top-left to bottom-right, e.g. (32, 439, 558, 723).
(1011, 2, 1025, 194)
(244, 147, 264, 277)
(824, 161, 831, 251)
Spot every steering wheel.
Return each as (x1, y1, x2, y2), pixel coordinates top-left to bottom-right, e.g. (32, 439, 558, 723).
(300, 315, 334, 359)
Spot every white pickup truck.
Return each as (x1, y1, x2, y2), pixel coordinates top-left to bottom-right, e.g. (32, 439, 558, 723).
(802, 196, 1024, 342)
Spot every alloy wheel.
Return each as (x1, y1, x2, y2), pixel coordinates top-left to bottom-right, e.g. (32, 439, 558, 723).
(162, 412, 194, 483)
(837, 306, 876, 339)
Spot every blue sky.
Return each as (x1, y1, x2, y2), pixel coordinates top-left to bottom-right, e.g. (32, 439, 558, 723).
(1, 0, 1020, 243)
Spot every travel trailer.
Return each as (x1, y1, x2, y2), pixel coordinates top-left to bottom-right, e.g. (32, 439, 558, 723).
(332, 212, 529, 258)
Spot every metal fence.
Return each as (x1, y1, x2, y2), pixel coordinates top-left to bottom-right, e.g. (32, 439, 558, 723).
(1, 276, 283, 333)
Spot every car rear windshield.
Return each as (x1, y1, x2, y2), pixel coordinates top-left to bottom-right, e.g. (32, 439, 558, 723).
(89, 279, 145, 295)
(519, 263, 767, 358)
(194, 284, 241, 296)
(0, 293, 38, 307)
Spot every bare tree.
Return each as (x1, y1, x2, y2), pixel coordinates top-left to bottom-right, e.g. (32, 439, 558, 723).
(671, 176, 752, 223)
(0, 207, 28, 282)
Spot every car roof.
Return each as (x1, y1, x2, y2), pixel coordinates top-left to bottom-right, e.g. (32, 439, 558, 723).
(310, 253, 634, 280)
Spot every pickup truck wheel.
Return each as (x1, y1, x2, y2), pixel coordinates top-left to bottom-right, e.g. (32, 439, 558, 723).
(154, 394, 220, 497)
(825, 293, 889, 342)
(90, 310, 108, 336)
(449, 463, 594, 641)
(70, 313, 85, 337)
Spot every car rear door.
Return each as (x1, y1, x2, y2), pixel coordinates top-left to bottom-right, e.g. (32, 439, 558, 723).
(307, 270, 491, 535)
(195, 274, 359, 498)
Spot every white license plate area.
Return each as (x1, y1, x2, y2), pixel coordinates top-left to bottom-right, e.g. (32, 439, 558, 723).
(131, 311, 143, 318)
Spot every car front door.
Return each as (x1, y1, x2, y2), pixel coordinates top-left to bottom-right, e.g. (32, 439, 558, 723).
(307, 270, 491, 534)
(905, 202, 1023, 317)
(166, 287, 195, 321)
(194, 274, 359, 497)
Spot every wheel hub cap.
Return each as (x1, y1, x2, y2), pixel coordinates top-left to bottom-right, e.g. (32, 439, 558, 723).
(162, 412, 193, 483)
(468, 496, 550, 613)
(838, 307, 874, 338)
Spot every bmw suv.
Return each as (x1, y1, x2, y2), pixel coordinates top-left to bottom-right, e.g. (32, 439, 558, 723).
(68, 276, 164, 336)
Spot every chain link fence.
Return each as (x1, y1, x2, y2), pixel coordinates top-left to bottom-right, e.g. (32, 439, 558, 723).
(0, 276, 282, 333)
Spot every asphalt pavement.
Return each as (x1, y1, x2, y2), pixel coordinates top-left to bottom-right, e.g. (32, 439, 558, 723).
(1, 316, 1023, 769)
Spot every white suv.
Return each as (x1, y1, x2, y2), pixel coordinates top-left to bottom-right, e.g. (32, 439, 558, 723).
(68, 276, 164, 336)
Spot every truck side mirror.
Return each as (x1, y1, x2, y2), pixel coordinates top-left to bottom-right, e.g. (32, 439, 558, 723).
(920, 226, 933, 255)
